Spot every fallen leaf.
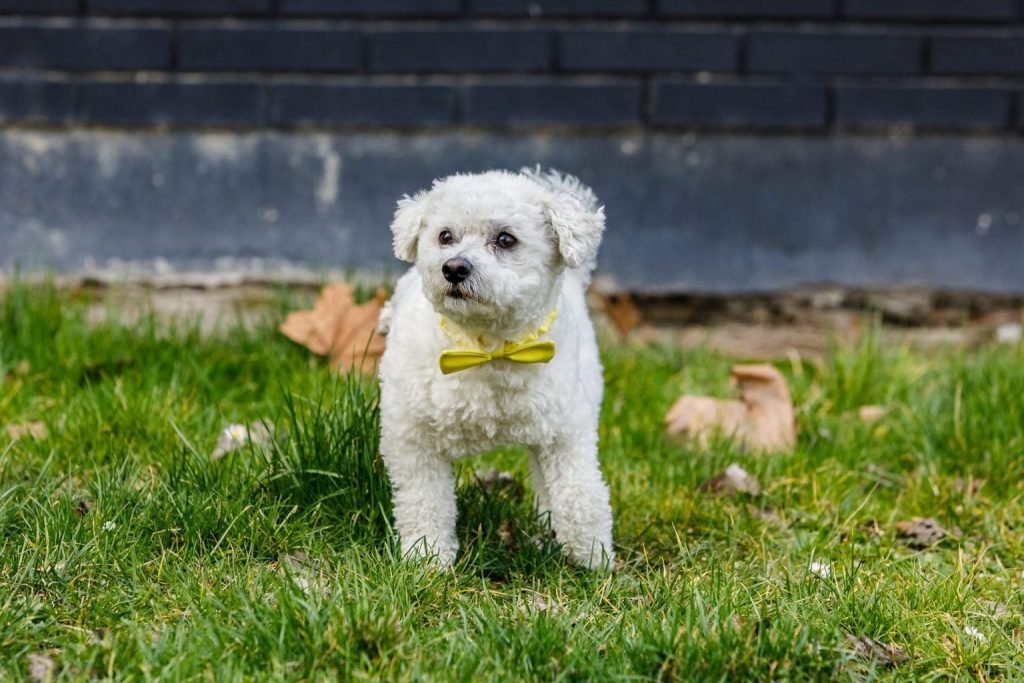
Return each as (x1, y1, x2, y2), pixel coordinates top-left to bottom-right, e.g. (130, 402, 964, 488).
(857, 405, 888, 424)
(6, 422, 48, 441)
(860, 519, 884, 538)
(980, 600, 1009, 619)
(279, 283, 387, 373)
(952, 477, 984, 497)
(476, 469, 525, 501)
(522, 590, 563, 614)
(666, 364, 795, 453)
(598, 292, 642, 336)
(277, 551, 328, 596)
(73, 499, 92, 518)
(895, 517, 945, 548)
(844, 634, 909, 669)
(497, 519, 519, 552)
(211, 422, 272, 460)
(749, 504, 783, 525)
(27, 652, 56, 682)
(699, 463, 761, 496)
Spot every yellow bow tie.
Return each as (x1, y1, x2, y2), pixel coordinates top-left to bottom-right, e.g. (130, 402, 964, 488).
(439, 339, 556, 375)
(438, 309, 558, 375)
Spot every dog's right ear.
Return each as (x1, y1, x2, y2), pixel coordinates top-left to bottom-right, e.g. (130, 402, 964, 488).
(390, 190, 429, 262)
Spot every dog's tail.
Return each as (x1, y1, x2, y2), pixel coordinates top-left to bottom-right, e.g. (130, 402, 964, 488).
(520, 165, 603, 279)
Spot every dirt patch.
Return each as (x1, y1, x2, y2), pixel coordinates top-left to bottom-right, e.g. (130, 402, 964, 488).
(5, 277, 1020, 359)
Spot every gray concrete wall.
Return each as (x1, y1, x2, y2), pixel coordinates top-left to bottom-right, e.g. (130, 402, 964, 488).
(2, 130, 1021, 293)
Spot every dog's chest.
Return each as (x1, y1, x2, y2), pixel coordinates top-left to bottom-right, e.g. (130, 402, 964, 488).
(425, 366, 561, 457)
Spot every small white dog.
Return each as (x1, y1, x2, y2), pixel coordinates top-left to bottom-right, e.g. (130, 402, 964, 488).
(377, 167, 614, 569)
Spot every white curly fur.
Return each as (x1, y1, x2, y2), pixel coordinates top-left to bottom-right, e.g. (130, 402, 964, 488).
(378, 169, 614, 569)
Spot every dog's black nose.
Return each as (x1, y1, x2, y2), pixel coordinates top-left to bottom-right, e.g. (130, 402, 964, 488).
(442, 257, 472, 284)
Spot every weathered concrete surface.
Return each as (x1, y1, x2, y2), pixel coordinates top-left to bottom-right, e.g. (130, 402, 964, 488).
(2, 131, 1022, 293)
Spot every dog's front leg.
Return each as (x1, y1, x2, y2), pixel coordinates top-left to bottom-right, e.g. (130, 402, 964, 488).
(382, 448, 459, 566)
(534, 436, 614, 570)
(527, 448, 552, 521)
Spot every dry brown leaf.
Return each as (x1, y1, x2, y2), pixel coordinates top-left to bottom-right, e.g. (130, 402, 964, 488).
(844, 634, 909, 669)
(857, 405, 888, 424)
(6, 422, 48, 441)
(279, 283, 387, 373)
(895, 517, 945, 548)
(665, 364, 795, 453)
(497, 519, 519, 552)
(599, 292, 642, 336)
(699, 464, 761, 496)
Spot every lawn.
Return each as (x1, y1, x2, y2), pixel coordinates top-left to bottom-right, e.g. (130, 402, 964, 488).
(1, 284, 1022, 681)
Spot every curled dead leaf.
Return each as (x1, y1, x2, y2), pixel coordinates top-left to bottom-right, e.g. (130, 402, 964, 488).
(895, 517, 945, 548)
(598, 292, 642, 337)
(699, 463, 761, 497)
(279, 283, 387, 373)
(844, 634, 909, 669)
(666, 364, 795, 453)
(6, 422, 48, 441)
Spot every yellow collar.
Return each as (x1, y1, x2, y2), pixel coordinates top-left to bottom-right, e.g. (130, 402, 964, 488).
(438, 309, 558, 375)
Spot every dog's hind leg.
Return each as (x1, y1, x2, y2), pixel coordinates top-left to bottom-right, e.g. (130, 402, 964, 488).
(382, 446, 459, 567)
(533, 435, 614, 570)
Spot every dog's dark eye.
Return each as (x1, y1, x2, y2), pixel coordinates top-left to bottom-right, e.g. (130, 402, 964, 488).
(496, 232, 517, 249)
(438, 229, 454, 245)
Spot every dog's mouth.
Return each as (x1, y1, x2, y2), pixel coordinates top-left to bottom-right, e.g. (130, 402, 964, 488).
(445, 285, 478, 302)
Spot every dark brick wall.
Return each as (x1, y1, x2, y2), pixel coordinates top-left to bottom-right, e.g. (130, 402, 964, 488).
(0, 2, 1023, 132)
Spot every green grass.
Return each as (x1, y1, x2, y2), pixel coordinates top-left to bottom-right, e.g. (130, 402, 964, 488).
(1, 284, 1022, 681)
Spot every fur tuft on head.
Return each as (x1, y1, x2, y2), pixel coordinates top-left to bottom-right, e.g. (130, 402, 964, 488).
(391, 189, 430, 262)
(520, 166, 605, 270)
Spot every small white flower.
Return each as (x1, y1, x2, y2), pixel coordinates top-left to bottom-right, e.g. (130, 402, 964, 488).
(964, 625, 986, 642)
(211, 422, 272, 460)
(809, 561, 831, 579)
(102, 521, 116, 532)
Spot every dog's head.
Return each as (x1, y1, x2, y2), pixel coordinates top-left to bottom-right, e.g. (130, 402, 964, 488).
(390, 168, 605, 330)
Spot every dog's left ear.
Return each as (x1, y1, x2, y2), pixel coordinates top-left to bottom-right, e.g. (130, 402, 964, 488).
(524, 168, 605, 269)
(546, 192, 605, 268)
(390, 190, 429, 262)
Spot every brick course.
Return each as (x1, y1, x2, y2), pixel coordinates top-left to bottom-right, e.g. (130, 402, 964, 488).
(0, 21, 171, 71)
(0, 76, 74, 122)
(463, 81, 641, 125)
(268, 83, 456, 126)
(748, 30, 921, 75)
(651, 81, 826, 129)
(369, 30, 552, 73)
(835, 85, 1012, 128)
(0, 5, 1020, 132)
(559, 30, 738, 72)
(179, 26, 363, 72)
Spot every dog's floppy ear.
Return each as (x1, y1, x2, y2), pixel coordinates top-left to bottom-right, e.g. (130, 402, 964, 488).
(390, 189, 429, 262)
(522, 167, 605, 269)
